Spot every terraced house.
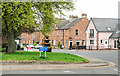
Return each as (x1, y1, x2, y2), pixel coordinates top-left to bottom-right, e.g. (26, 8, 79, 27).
(50, 14, 89, 49)
(21, 14, 89, 49)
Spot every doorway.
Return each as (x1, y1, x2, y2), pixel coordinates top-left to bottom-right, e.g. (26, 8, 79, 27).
(69, 40, 72, 49)
(104, 40, 108, 48)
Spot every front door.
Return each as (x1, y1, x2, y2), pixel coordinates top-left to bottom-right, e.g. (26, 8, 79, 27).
(69, 40, 72, 49)
(104, 40, 108, 48)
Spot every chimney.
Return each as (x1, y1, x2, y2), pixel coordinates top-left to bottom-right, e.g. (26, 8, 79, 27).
(81, 13, 87, 19)
(69, 15, 78, 21)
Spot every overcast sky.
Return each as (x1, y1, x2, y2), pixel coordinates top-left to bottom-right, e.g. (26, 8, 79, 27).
(62, 0, 120, 19)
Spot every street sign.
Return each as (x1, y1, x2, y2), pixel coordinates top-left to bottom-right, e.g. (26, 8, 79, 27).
(21, 37, 24, 39)
(39, 47, 48, 51)
(39, 47, 48, 57)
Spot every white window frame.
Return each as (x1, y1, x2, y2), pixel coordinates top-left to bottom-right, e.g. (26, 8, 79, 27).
(57, 30, 59, 36)
(75, 29, 79, 36)
(66, 40, 68, 48)
(53, 40, 56, 45)
(66, 30, 68, 36)
(61, 30, 63, 36)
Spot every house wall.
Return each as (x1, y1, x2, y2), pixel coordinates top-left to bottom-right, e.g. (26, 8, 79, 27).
(98, 32, 112, 49)
(109, 38, 119, 49)
(86, 20, 97, 49)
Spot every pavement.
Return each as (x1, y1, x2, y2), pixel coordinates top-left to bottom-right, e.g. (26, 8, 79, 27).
(1, 50, 116, 71)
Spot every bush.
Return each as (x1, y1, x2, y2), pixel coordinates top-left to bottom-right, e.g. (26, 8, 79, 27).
(2, 42, 8, 52)
(52, 46, 57, 49)
(34, 42, 39, 46)
(57, 41, 62, 49)
(45, 35, 49, 39)
(2, 48, 6, 52)
(2, 42, 8, 48)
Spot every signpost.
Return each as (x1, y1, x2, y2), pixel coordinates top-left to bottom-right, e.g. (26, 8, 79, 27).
(39, 47, 48, 57)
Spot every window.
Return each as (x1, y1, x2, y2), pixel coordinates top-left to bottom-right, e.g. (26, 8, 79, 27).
(76, 40, 80, 46)
(89, 29, 94, 37)
(66, 40, 68, 48)
(75, 29, 78, 36)
(66, 30, 68, 36)
(114, 40, 116, 48)
(117, 40, 119, 48)
(101, 40, 102, 43)
(90, 40, 94, 44)
(61, 40, 63, 45)
(53, 40, 56, 45)
(57, 30, 59, 36)
(57, 40, 58, 45)
(82, 40, 85, 46)
(61, 30, 63, 36)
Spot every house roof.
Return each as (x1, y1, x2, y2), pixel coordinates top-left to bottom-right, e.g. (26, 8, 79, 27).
(109, 32, 119, 39)
(91, 18, 118, 32)
(109, 24, 120, 39)
(56, 20, 69, 29)
(61, 18, 81, 29)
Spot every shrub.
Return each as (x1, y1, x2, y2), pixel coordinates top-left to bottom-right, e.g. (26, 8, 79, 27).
(57, 41, 62, 49)
(2, 42, 8, 52)
(45, 35, 49, 39)
(34, 42, 39, 46)
(52, 46, 57, 49)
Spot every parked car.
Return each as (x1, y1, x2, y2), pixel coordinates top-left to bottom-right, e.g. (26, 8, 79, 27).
(35, 44, 43, 49)
(27, 44, 34, 48)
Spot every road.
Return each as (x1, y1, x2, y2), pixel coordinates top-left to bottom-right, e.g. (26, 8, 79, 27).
(53, 49, 118, 66)
(2, 49, 119, 74)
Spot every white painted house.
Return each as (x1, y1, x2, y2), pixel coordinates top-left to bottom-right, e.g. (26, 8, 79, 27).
(85, 18, 120, 50)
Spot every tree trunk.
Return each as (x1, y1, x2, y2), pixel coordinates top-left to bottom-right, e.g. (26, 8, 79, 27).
(7, 31, 16, 54)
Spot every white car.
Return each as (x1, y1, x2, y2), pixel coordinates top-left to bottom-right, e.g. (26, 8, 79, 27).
(27, 44, 34, 48)
(35, 44, 43, 49)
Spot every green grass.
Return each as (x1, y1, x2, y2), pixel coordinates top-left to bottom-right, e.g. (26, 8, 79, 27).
(1, 51, 88, 62)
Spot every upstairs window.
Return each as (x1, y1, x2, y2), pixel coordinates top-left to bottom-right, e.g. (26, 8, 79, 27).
(90, 29, 94, 37)
(57, 30, 59, 36)
(61, 30, 63, 36)
(66, 30, 68, 36)
(75, 29, 78, 36)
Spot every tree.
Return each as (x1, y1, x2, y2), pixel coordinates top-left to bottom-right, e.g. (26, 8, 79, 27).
(2, 2, 36, 53)
(32, 1, 74, 37)
(2, 1, 74, 54)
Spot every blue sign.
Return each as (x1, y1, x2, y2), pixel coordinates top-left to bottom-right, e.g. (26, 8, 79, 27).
(39, 47, 48, 51)
(21, 37, 24, 39)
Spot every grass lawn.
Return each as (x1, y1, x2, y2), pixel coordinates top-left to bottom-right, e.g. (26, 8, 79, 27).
(1, 51, 88, 62)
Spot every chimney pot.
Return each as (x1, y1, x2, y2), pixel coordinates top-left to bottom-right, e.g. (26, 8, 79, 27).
(82, 13, 87, 19)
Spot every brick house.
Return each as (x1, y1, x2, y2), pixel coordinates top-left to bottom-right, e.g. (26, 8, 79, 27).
(85, 18, 120, 49)
(21, 14, 89, 49)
